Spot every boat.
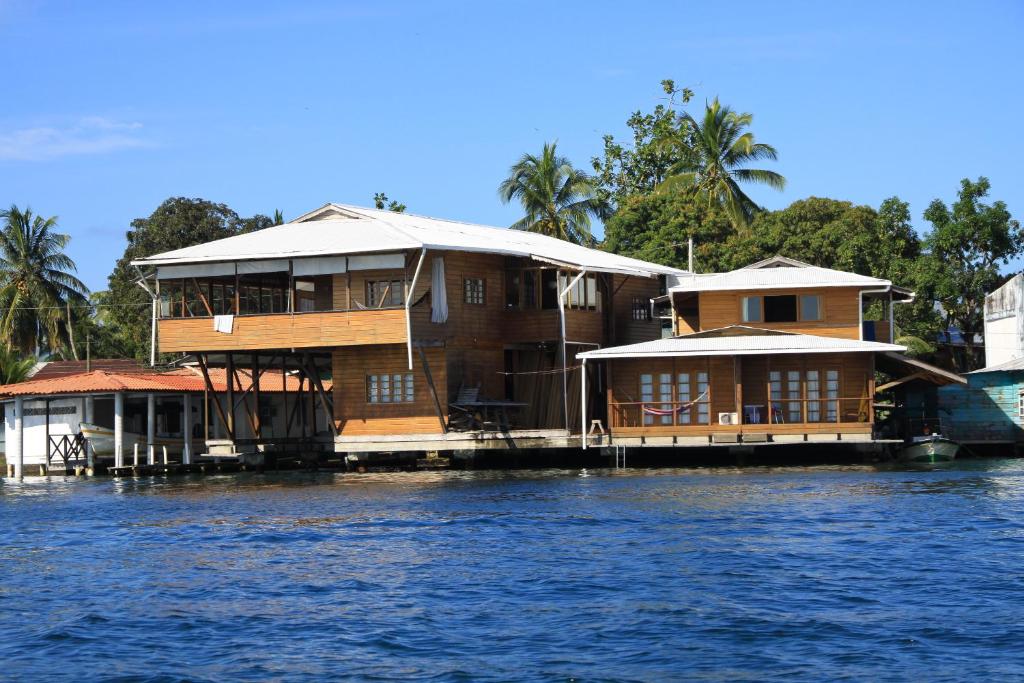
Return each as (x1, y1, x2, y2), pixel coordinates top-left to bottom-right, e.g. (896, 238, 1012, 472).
(79, 422, 185, 459)
(898, 435, 960, 463)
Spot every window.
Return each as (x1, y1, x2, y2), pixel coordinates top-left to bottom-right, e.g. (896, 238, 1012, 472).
(366, 373, 415, 403)
(742, 296, 762, 323)
(640, 373, 655, 426)
(743, 294, 822, 323)
(676, 371, 709, 425)
(464, 278, 486, 305)
(657, 372, 673, 425)
(632, 296, 650, 321)
(1019, 391, 1024, 420)
(366, 280, 404, 308)
(800, 294, 822, 321)
(505, 272, 520, 309)
(765, 295, 798, 323)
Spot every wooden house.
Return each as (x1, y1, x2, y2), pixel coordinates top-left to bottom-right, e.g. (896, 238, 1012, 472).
(578, 257, 921, 448)
(131, 203, 683, 458)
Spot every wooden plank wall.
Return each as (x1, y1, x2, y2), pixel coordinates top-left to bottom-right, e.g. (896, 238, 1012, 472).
(158, 309, 407, 353)
(938, 372, 1024, 442)
(332, 344, 447, 436)
(611, 275, 663, 345)
(697, 286, 863, 339)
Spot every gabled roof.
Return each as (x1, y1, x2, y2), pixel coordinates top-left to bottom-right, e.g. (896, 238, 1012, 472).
(669, 255, 895, 293)
(577, 325, 905, 360)
(132, 203, 685, 278)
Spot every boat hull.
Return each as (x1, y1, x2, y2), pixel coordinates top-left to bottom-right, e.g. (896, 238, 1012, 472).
(898, 438, 959, 463)
(80, 423, 185, 459)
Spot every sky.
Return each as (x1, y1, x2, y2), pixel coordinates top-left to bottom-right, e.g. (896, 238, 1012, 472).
(1, 0, 1022, 291)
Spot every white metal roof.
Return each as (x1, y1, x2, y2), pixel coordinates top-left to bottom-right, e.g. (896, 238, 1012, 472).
(132, 203, 685, 278)
(669, 256, 891, 293)
(577, 325, 905, 359)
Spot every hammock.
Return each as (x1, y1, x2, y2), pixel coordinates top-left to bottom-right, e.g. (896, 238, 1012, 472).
(641, 390, 709, 416)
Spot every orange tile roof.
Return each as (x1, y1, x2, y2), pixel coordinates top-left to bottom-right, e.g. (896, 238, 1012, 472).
(0, 367, 332, 399)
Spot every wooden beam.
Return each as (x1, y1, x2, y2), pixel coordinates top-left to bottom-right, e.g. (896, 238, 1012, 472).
(252, 354, 262, 439)
(191, 278, 213, 316)
(301, 354, 338, 437)
(198, 354, 232, 440)
(418, 346, 448, 434)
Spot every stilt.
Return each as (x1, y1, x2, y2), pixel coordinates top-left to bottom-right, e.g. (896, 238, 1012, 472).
(11, 396, 23, 478)
(146, 393, 156, 465)
(114, 391, 125, 469)
(182, 393, 193, 465)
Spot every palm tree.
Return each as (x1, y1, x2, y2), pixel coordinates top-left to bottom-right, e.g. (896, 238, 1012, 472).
(499, 142, 609, 245)
(0, 345, 35, 384)
(664, 98, 785, 229)
(0, 205, 89, 355)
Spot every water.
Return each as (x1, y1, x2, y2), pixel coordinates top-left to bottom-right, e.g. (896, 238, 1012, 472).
(3, 462, 1024, 681)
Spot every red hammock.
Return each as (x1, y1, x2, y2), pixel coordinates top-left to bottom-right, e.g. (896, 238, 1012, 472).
(641, 391, 708, 416)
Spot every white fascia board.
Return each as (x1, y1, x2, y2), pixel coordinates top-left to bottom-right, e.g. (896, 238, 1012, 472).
(669, 281, 891, 293)
(578, 345, 905, 360)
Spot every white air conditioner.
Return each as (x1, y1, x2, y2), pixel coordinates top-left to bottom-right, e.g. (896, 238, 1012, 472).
(718, 412, 738, 425)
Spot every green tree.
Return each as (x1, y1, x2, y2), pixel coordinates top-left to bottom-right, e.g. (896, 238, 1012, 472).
(921, 177, 1022, 371)
(0, 205, 89, 356)
(499, 141, 609, 245)
(592, 79, 694, 207)
(373, 193, 406, 213)
(0, 345, 36, 384)
(272, 209, 285, 225)
(664, 98, 785, 229)
(602, 190, 735, 272)
(106, 197, 262, 360)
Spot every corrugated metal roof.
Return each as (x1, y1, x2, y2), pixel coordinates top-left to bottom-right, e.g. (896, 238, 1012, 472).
(132, 203, 685, 278)
(967, 356, 1024, 374)
(670, 257, 890, 293)
(578, 326, 904, 359)
(0, 368, 331, 399)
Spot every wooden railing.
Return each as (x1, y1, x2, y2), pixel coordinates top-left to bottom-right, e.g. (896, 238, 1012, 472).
(610, 397, 872, 430)
(158, 308, 408, 353)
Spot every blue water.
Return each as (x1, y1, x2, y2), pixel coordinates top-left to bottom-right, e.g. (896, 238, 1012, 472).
(3, 462, 1024, 681)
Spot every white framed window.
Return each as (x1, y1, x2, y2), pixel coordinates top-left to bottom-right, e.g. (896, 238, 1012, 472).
(640, 373, 654, 426)
(367, 373, 415, 404)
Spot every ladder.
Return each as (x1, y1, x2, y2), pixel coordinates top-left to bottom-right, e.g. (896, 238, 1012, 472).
(613, 444, 627, 469)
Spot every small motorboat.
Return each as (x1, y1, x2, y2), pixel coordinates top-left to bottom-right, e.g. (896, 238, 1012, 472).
(79, 422, 185, 459)
(898, 434, 960, 463)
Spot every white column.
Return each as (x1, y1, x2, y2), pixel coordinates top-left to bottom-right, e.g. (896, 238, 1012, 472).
(580, 359, 588, 450)
(182, 393, 192, 465)
(83, 396, 95, 468)
(146, 393, 156, 465)
(114, 392, 124, 469)
(11, 396, 23, 478)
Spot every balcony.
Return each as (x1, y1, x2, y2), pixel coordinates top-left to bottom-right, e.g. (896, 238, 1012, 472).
(158, 309, 408, 353)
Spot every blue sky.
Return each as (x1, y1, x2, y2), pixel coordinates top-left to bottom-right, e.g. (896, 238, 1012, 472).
(1, 0, 1022, 291)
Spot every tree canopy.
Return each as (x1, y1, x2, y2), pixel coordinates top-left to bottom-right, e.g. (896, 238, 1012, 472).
(104, 197, 269, 360)
(499, 142, 609, 245)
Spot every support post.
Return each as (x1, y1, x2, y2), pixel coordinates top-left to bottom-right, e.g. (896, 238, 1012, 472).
(252, 353, 261, 440)
(114, 391, 124, 469)
(558, 270, 587, 432)
(226, 353, 235, 439)
(182, 393, 193, 465)
(581, 358, 588, 449)
(84, 395, 95, 468)
(405, 247, 428, 370)
(146, 393, 156, 465)
(11, 396, 23, 478)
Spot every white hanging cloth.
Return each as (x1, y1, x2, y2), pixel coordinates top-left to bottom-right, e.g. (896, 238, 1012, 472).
(430, 257, 448, 323)
(213, 315, 234, 334)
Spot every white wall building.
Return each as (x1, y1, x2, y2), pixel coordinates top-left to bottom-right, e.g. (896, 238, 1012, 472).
(984, 274, 1024, 368)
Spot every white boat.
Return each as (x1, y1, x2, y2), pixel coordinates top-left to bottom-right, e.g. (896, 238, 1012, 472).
(898, 435, 959, 463)
(79, 422, 185, 459)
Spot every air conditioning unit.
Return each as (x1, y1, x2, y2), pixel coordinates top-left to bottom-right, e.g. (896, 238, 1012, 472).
(718, 412, 738, 425)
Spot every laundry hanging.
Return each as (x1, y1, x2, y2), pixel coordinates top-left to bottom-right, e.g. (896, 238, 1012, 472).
(431, 256, 448, 323)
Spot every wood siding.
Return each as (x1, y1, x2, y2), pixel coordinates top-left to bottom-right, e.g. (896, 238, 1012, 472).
(332, 344, 447, 436)
(696, 286, 863, 339)
(159, 309, 407, 353)
(611, 275, 663, 345)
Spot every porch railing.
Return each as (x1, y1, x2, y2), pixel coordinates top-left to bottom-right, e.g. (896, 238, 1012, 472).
(609, 397, 872, 429)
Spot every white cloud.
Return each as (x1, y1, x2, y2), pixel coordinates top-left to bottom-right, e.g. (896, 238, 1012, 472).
(0, 117, 151, 161)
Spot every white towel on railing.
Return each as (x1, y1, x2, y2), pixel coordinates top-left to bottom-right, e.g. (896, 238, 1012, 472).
(213, 315, 234, 334)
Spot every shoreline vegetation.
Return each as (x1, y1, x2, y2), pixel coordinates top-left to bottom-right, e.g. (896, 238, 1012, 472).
(0, 81, 1020, 381)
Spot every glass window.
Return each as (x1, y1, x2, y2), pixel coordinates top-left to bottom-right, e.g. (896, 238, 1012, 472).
(366, 373, 415, 404)
(658, 372, 673, 425)
(523, 271, 537, 309)
(632, 297, 650, 321)
(765, 295, 798, 323)
(742, 296, 762, 323)
(464, 278, 486, 305)
(366, 280, 405, 308)
(800, 294, 822, 321)
(696, 372, 709, 424)
(505, 271, 520, 310)
(826, 370, 840, 422)
(807, 370, 821, 422)
(787, 370, 802, 423)
(640, 373, 654, 426)
(677, 372, 691, 425)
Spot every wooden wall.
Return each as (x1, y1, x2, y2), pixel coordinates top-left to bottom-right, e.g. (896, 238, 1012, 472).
(332, 344, 447, 436)
(696, 286, 863, 339)
(610, 275, 663, 345)
(159, 309, 407, 353)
